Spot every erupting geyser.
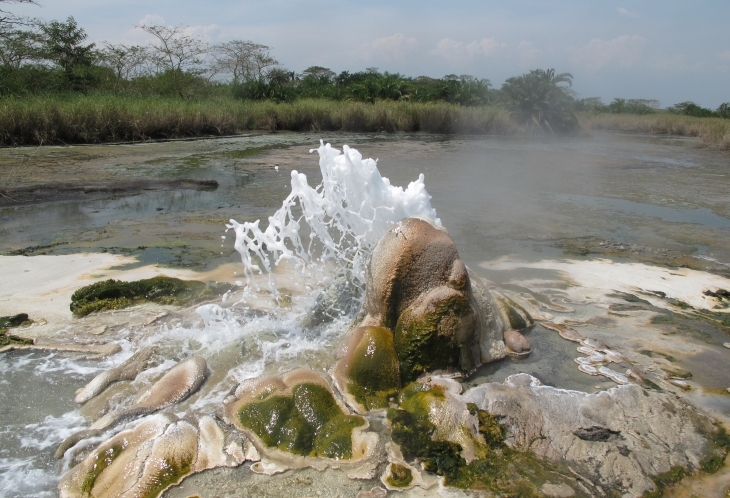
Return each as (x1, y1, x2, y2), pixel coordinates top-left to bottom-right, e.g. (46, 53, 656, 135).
(226, 140, 440, 294)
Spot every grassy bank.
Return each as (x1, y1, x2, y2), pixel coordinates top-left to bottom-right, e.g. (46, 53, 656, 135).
(0, 96, 518, 146)
(578, 112, 730, 150)
(3, 95, 729, 148)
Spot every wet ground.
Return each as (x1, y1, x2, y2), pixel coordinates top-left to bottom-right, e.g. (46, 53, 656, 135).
(1, 131, 729, 497)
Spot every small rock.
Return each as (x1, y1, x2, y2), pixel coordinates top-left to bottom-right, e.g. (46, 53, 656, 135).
(723, 343, 730, 349)
(89, 325, 107, 335)
(541, 482, 576, 497)
(668, 378, 691, 390)
(504, 329, 531, 357)
(573, 425, 620, 442)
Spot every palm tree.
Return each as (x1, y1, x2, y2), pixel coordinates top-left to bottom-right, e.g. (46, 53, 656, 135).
(500, 68, 578, 133)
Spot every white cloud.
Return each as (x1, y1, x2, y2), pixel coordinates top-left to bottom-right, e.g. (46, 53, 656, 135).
(466, 38, 506, 57)
(432, 37, 505, 62)
(368, 33, 418, 62)
(568, 35, 646, 69)
(617, 7, 640, 18)
(432, 38, 465, 60)
(515, 40, 542, 65)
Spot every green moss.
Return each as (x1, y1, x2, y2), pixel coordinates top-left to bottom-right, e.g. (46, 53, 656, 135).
(700, 423, 730, 474)
(346, 384, 392, 411)
(394, 294, 472, 383)
(391, 385, 574, 494)
(505, 306, 528, 330)
(0, 329, 33, 347)
(276, 412, 316, 454)
(387, 399, 465, 482)
(237, 382, 364, 459)
(476, 409, 505, 446)
(398, 383, 445, 419)
(609, 303, 647, 312)
(140, 453, 194, 498)
(386, 463, 414, 488)
(312, 414, 363, 459)
(0, 313, 28, 328)
(661, 367, 692, 379)
(292, 382, 342, 432)
(643, 378, 663, 391)
(447, 447, 563, 495)
(238, 395, 296, 448)
(641, 466, 687, 498)
(499, 296, 531, 330)
(80, 443, 123, 496)
(638, 349, 677, 362)
(346, 326, 401, 410)
(70, 276, 234, 316)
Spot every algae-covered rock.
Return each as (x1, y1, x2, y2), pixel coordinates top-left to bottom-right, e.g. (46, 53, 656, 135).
(332, 326, 401, 412)
(461, 373, 725, 497)
(58, 413, 245, 498)
(387, 376, 582, 494)
(0, 329, 33, 348)
(70, 276, 234, 316)
(385, 463, 413, 488)
(235, 380, 360, 459)
(389, 378, 490, 469)
(357, 218, 481, 378)
(222, 369, 380, 475)
(0, 313, 34, 349)
(394, 286, 475, 382)
(350, 217, 532, 386)
(0, 313, 29, 328)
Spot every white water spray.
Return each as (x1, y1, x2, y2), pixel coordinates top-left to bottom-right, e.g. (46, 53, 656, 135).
(227, 141, 440, 294)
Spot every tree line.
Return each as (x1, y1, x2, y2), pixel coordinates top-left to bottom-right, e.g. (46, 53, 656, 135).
(0, 3, 727, 134)
(575, 97, 730, 119)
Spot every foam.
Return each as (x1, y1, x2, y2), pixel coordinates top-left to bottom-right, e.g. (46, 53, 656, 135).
(0, 457, 57, 498)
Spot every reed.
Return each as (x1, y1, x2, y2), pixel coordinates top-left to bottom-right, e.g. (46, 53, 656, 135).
(0, 95, 518, 146)
(578, 112, 730, 150)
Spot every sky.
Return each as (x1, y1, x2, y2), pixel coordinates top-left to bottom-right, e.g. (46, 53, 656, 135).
(8, 0, 730, 108)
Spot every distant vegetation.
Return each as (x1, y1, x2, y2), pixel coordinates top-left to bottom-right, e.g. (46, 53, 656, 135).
(578, 113, 730, 150)
(0, 5, 728, 146)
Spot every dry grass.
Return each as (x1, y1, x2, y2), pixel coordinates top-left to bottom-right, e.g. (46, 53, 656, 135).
(578, 112, 730, 150)
(0, 96, 518, 146)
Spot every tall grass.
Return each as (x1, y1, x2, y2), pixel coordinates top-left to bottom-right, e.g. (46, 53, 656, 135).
(0, 95, 518, 146)
(3, 96, 727, 148)
(578, 112, 730, 150)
